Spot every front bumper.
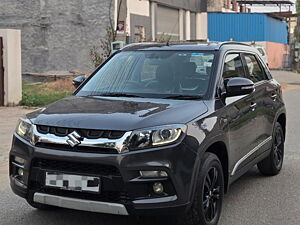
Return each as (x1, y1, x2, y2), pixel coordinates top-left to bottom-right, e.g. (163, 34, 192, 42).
(9, 133, 197, 215)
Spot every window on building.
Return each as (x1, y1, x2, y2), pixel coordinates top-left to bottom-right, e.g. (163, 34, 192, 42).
(243, 54, 268, 82)
(223, 54, 245, 79)
(134, 26, 145, 43)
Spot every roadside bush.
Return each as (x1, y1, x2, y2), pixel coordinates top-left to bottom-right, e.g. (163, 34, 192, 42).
(21, 78, 74, 107)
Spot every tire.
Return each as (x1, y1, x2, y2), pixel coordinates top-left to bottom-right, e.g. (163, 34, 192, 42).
(181, 153, 224, 225)
(257, 122, 285, 176)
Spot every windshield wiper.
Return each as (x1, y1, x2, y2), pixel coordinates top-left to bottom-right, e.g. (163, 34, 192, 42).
(87, 93, 145, 98)
(163, 95, 203, 100)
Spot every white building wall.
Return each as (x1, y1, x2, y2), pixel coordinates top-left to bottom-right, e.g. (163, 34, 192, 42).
(196, 13, 208, 40)
(0, 29, 22, 106)
(185, 11, 191, 40)
(126, 0, 150, 36)
(121, 0, 208, 42)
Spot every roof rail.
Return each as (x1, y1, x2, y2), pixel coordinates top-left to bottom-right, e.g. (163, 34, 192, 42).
(120, 40, 215, 51)
(120, 42, 157, 51)
(219, 41, 251, 48)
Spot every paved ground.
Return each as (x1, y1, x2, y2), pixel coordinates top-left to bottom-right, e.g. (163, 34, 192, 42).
(0, 70, 300, 225)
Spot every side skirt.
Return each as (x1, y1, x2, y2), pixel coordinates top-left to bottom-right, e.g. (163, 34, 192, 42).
(228, 148, 271, 186)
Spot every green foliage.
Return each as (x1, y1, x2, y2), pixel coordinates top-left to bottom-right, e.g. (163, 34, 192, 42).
(297, 0, 300, 14)
(21, 82, 73, 107)
(21, 91, 71, 107)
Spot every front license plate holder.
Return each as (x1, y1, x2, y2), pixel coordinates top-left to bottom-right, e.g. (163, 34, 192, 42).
(45, 171, 101, 193)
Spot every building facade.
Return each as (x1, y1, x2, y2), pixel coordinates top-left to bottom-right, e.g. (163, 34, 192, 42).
(0, 0, 212, 74)
(0, 0, 114, 74)
(115, 0, 209, 43)
(0, 0, 283, 74)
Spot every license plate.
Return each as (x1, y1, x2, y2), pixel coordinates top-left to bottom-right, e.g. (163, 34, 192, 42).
(45, 172, 100, 193)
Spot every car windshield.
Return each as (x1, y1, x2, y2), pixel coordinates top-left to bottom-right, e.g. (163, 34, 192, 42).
(77, 50, 215, 99)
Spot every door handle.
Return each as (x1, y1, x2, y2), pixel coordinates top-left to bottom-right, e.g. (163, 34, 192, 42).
(271, 93, 277, 101)
(250, 102, 257, 111)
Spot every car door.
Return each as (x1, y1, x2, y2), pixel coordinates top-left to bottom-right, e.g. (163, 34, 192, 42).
(242, 53, 278, 156)
(221, 53, 259, 176)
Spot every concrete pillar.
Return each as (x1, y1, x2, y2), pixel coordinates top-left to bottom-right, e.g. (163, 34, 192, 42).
(151, 2, 157, 41)
(185, 10, 191, 40)
(226, 0, 231, 9)
(179, 9, 185, 41)
(114, 0, 118, 31)
(232, 0, 238, 11)
(196, 13, 208, 40)
(0, 29, 22, 106)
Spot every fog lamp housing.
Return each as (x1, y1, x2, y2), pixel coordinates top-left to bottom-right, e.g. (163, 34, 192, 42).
(18, 168, 24, 177)
(153, 182, 164, 194)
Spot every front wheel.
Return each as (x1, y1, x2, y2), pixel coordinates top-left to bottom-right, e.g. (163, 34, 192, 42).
(181, 152, 224, 225)
(258, 122, 285, 176)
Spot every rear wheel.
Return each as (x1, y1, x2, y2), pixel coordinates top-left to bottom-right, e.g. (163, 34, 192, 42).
(258, 122, 284, 176)
(182, 153, 224, 225)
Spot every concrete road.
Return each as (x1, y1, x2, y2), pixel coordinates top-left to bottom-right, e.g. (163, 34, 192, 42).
(0, 71, 300, 225)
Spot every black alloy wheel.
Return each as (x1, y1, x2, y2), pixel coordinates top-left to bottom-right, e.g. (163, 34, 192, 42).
(202, 167, 222, 223)
(258, 122, 285, 176)
(180, 153, 224, 225)
(273, 127, 284, 169)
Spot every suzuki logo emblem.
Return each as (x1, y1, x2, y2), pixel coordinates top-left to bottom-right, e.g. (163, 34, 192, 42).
(67, 131, 82, 147)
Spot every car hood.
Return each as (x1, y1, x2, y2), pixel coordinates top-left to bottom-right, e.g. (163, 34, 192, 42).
(27, 96, 208, 131)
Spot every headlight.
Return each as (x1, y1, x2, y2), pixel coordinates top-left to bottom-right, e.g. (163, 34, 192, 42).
(16, 117, 33, 143)
(128, 125, 187, 150)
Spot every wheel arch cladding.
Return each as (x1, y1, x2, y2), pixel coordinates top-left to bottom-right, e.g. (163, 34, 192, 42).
(206, 141, 229, 193)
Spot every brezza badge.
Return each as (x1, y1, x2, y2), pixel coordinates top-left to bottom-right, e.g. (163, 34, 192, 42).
(66, 131, 82, 147)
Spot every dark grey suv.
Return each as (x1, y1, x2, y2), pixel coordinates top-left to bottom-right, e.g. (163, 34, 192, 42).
(10, 42, 286, 225)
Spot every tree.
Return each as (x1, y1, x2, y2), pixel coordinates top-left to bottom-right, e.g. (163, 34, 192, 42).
(90, 0, 122, 68)
(295, 0, 300, 42)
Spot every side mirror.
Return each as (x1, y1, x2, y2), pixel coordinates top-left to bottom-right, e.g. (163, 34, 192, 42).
(225, 77, 254, 97)
(72, 75, 86, 88)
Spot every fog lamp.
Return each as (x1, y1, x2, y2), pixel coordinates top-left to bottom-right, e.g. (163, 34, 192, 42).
(140, 170, 168, 178)
(153, 182, 164, 194)
(18, 168, 24, 177)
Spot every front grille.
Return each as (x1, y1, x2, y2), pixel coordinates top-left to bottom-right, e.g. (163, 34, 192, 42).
(30, 159, 131, 203)
(35, 143, 119, 154)
(37, 125, 125, 139)
(32, 158, 121, 176)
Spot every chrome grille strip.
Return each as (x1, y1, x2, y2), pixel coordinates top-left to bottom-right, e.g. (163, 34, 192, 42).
(32, 125, 132, 153)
